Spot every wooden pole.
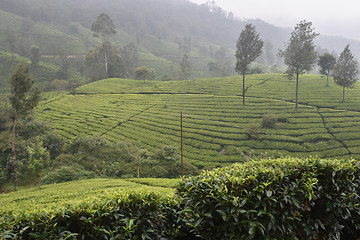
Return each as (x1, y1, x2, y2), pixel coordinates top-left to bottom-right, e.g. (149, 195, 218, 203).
(181, 112, 184, 177)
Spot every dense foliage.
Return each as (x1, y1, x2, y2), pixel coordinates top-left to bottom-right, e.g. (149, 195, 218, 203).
(177, 157, 360, 239)
(278, 20, 318, 111)
(2, 158, 360, 239)
(0, 118, 196, 190)
(333, 45, 359, 101)
(0, 192, 187, 239)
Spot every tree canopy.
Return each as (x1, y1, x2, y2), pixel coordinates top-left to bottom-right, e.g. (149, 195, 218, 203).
(91, 12, 117, 43)
(235, 24, 263, 105)
(333, 45, 359, 101)
(9, 63, 41, 190)
(91, 13, 117, 79)
(318, 53, 336, 86)
(279, 20, 318, 111)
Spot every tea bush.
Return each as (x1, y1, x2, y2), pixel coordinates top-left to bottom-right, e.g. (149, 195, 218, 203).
(0, 191, 195, 240)
(2, 158, 360, 239)
(176, 157, 360, 240)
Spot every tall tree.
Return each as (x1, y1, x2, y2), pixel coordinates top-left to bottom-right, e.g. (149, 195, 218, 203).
(86, 43, 127, 81)
(318, 53, 336, 86)
(5, 30, 17, 60)
(9, 63, 40, 190)
(91, 13, 117, 79)
(121, 42, 139, 78)
(235, 24, 263, 105)
(180, 53, 192, 80)
(332, 45, 359, 101)
(279, 21, 318, 111)
(30, 45, 41, 66)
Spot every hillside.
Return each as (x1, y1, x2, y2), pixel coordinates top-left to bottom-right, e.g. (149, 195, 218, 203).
(35, 74, 360, 169)
(0, 178, 177, 213)
(1, 0, 360, 89)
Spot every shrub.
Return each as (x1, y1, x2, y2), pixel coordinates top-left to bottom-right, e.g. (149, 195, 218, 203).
(41, 165, 95, 184)
(176, 157, 360, 240)
(246, 124, 260, 140)
(262, 115, 278, 128)
(277, 117, 289, 123)
(0, 191, 196, 240)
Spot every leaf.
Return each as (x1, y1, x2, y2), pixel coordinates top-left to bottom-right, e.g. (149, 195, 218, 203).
(249, 224, 255, 235)
(216, 209, 227, 221)
(266, 190, 272, 197)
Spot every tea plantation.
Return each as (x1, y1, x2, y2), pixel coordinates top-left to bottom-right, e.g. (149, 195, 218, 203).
(2, 157, 360, 239)
(35, 73, 360, 169)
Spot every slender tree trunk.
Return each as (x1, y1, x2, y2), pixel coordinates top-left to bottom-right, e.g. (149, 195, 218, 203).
(104, 47, 109, 79)
(295, 72, 299, 111)
(343, 86, 345, 102)
(11, 113, 18, 191)
(326, 74, 329, 86)
(137, 167, 140, 178)
(242, 73, 245, 106)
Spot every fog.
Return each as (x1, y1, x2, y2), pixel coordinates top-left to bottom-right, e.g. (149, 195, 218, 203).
(189, 0, 360, 41)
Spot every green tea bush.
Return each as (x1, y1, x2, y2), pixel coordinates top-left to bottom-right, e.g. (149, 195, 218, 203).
(176, 157, 360, 240)
(0, 191, 196, 240)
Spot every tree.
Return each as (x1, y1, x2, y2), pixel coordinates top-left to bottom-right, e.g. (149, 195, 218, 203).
(30, 45, 41, 66)
(318, 53, 336, 86)
(213, 46, 233, 77)
(279, 21, 318, 111)
(91, 13, 117, 79)
(235, 24, 264, 105)
(9, 63, 40, 190)
(5, 30, 17, 60)
(121, 42, 139, 78)
(180, 53, 192, 80)
(52, 79, 69, 92)
(134, 66, 155, 81)
(130, 148, 157, 178)
(332, 45, 359, 101)
(86, 43, 127, 81)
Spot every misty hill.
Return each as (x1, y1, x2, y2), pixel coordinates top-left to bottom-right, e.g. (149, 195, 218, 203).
(1, 0, 360, 84)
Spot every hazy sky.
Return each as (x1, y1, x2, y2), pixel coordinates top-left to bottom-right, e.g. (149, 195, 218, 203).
(189, 0, 360, 41)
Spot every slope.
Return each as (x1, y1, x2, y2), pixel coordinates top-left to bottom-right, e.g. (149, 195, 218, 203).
(0, 178, 177, 213)
(35, 74, 360, 169)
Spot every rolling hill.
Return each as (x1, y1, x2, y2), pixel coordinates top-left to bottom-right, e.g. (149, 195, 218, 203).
(2, 0, 360, 92)
(35, 74, 360, 169)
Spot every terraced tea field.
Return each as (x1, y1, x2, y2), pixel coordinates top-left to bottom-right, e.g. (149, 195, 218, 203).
(0, 178, 177, 214)
(36, 74, 360, 169)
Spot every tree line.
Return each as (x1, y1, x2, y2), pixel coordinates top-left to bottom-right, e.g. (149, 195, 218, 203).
(235, 20, 359, 109)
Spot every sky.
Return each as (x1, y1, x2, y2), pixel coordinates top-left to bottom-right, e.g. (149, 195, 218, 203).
(189, 0, 360, 41)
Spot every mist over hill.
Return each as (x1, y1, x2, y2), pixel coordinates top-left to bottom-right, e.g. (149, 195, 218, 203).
(1, 0, 360, 82)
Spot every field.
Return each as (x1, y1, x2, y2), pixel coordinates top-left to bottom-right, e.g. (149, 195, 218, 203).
(0, 178, 177, 214)
(35, 73, 360, 169)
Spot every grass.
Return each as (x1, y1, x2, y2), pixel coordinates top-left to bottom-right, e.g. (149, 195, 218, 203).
(0, 178, 177, 214)
(35, 73, 360, 169)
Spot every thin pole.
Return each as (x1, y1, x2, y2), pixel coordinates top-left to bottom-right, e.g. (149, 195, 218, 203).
(181, 112, 184, 177)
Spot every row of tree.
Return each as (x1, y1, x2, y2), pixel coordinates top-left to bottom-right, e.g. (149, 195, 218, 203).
(235, 21, 359, 109)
